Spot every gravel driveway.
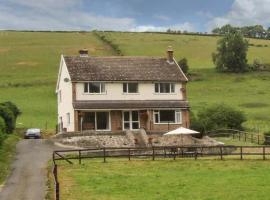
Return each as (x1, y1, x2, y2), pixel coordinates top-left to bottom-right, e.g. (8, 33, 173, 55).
(0, 139, 61, 200)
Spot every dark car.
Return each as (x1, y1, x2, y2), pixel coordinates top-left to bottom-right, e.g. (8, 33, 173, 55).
(24, 128, 41, 139)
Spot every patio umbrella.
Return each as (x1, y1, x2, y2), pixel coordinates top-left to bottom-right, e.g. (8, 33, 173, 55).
(164, 127, 200, 145)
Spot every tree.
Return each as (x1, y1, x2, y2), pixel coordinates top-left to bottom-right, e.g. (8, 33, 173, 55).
(212, 31, 248, 73)
(0, 116, 6, 145)
(0, 105, 15, 134)
(197, 104, 246, 134)
(178, 58, 189, 74)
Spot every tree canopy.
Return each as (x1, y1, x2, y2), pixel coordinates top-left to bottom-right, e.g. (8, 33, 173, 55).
(212, 31, 248, 73)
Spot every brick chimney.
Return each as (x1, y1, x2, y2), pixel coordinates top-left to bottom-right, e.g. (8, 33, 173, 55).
(167, 46, 174, 63)
(79, 48, 89, 57)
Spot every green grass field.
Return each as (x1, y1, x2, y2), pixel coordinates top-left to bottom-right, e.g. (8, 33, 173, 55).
(58, 159, 270, 200)
(0, 31, 114, 129)
(0, 31, 270, 131)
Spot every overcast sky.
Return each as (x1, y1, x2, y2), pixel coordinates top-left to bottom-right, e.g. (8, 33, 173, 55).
(1, 0, 270, 32)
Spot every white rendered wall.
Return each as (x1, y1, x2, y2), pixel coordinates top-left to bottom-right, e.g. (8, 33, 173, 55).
(56, 57, 74, 132)
(76, 82, 183, 101)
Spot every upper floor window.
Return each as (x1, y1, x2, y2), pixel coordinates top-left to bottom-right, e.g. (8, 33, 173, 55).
(123, 83, 138, 93)
(155, 83, 175, 93)
(84, 82, 105, 94)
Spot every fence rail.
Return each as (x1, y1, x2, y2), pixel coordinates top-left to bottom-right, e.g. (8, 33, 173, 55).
(206, 129, 265, 144)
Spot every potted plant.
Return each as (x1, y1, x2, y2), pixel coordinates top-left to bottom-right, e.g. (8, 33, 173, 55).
(264, 131, 270, 145)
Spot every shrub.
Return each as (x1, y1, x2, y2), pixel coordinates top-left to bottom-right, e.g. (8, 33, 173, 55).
(197, 104, 246, 134)
(0, 105, 15, 134)
(0, 101, 21, 120)
(189, 112, 204, 134)
(264, 131, 270, 136)
(178, 58, 189, 74)
(0, 116, 7, 145)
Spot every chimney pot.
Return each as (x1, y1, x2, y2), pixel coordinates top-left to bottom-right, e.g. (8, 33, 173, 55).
(79, 48, 89, 57)
(167, 46, 174, 63)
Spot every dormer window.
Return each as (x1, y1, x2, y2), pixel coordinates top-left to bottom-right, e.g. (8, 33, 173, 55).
(123, 83, 138, 93)
(84, 82, 105, 94)
(155, 83, 175, 93)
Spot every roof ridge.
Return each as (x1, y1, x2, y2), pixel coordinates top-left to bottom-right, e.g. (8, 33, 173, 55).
(64, 55, 166, 59)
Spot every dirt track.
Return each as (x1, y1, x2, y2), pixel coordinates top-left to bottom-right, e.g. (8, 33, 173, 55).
(0, 139, 61, 200)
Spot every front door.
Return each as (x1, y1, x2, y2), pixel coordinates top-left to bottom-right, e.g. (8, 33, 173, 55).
(123, 111, 140, 130)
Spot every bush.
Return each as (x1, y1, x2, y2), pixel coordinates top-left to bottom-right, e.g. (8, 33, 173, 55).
(0, 116, 7, 145)
(264, 131, 270, 137)
(196, 104, 246, 134)
(178, 58, 189, 74)
(0, 105, 15, 134)
(189, 112, 204, 134)
(0, 101, 21, 120)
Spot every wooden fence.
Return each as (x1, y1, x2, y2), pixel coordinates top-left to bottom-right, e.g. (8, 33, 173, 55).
(52, 145, 270, 200)
(206, 129, 265, 144)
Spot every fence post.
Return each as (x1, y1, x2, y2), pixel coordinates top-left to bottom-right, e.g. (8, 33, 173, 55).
(79, 150, 81, 165)
(239, 132, 241, 141)
(164, 147, 166, 158)
(103, 147, 106, 163)
(173, 148, 176, 160)
(251, 134, 253, 143)
(263, 147, 266, 160)
(244, 133, 247, 142)
(152, 147, 155, 161)
(220, 146, 223, 160)
(258, 135, 260, 145)
(128, 148, 131, 161)
(240, 147, 243, 160)
(194, 148, 198, 160)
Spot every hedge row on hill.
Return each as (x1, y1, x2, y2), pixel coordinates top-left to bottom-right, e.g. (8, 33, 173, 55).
(0, 102, 21, 145)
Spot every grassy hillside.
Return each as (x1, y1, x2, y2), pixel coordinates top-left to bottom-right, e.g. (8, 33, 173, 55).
(97, 32, 270, 131)
(0, 31, 269, 131)
(0, 31, 114, 129)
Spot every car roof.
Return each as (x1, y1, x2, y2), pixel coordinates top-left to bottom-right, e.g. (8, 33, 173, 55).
(27, 128, 41, 132)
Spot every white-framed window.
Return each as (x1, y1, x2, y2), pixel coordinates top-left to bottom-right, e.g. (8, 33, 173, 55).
(154, 110, 182, 124)
(155, 83, 175, 93)
(84, 82, 105, 94)
(66, 113, 70, 125)
(123, 83, 139, 93)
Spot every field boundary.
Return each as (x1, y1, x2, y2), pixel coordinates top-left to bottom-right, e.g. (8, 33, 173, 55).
(52, 145, 270, 200)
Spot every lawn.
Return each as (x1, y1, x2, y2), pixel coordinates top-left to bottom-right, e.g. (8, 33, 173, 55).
(0, 134, 20, 185)
(58, 159, 270, 200)
(0, 31, 115, 129)
(98, 32, 270, 131)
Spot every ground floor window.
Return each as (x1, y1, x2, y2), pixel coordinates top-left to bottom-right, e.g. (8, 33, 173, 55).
(154, 110, 182, 124)
(123, 111, 140, 130)
(83, 111, 110, 130)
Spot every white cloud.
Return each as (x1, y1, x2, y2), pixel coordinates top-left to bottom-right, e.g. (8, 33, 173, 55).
(130, 22, 195, 32)
(208, 0, 270, 31)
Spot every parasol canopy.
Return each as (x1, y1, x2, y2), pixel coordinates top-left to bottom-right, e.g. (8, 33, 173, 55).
(164, 127, 199, 136)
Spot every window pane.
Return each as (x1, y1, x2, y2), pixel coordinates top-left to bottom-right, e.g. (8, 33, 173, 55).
(89, 83, 100, 93)
(155, 83, 159, 93)
(160, 83, 170, 93)
(83, 112, 95, 130)
(124, 122, 130, 129)
(132, 111, 138, 121)
(84, 83, 88, 93)
(176, 111, 181, 123)
(123, 83, 127, 93)
(124, 112, 129, 121)
(154, 113, 159, 123)
(101, 83, 105, 93)
(96, 112, 109, 130)
(128, 83, 138, 93)
(171, 84, 175, 93)
(132, 122, 139, 129)
(160, 110, 175, 123)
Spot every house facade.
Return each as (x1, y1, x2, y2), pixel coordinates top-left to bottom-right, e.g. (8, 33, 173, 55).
(56, 47, 190, 133)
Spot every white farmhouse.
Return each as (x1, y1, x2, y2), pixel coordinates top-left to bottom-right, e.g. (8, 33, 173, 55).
(56, 47, 190, 133)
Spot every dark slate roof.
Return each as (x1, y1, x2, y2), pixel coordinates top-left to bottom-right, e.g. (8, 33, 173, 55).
(64, 56, 187, 82)
(73, 100, 189, 110)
